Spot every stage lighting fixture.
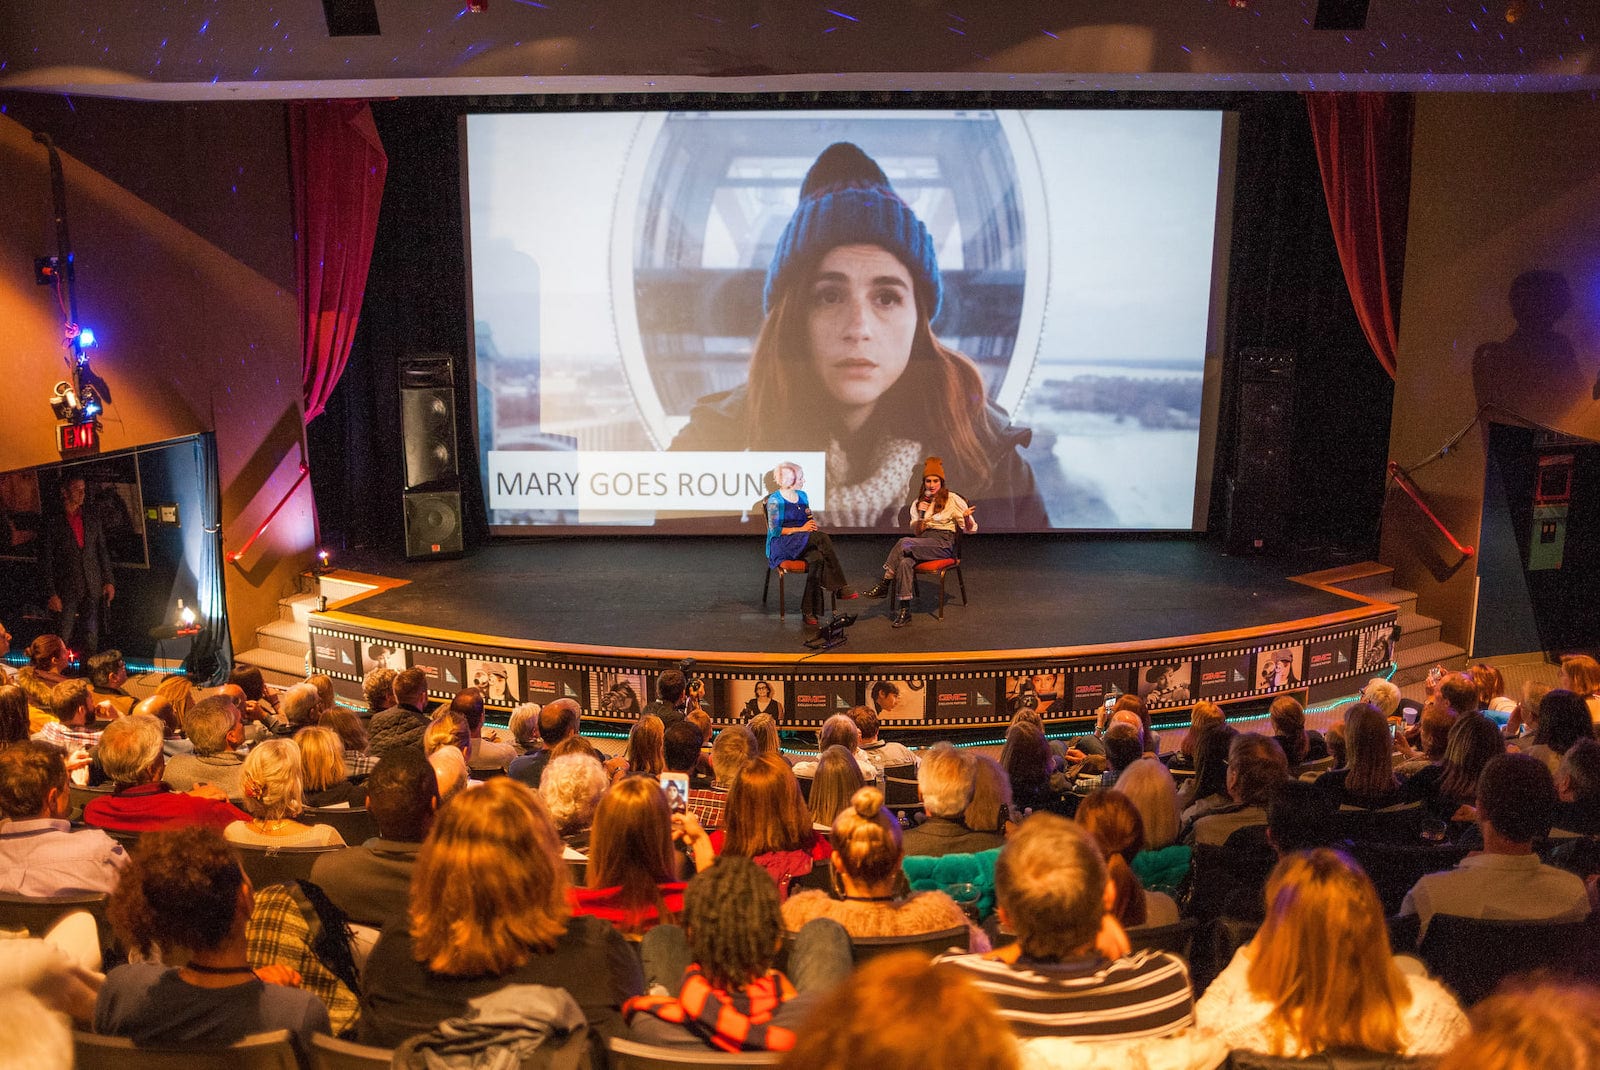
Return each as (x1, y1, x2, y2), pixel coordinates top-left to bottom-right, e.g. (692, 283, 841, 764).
(49, 381, 79, 421)
(803, 612, 857, 652)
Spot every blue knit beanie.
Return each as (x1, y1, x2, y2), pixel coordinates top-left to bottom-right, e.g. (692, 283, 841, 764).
(763, 142, 942, 320)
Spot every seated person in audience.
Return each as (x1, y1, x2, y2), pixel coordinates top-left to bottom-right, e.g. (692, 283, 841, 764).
(689, 725, 753, 831)
(603, 714, 667, 783)
(1177, 723, 1237, 823)
(362, 667, 397, 718)
(999, 723, 1075, 818)
(1552, 736, 1600, 835)
(1559, 653, 1600, 724)
(309, 748, 439, 927)
(358, 778, 643, 1054)
(1117, 758, 1189, 898)
(253, 681, 320, 742)
(506, 701, 541, 756)
(851, 706, 918, 773)
(319, 705, 376, 777)
(131, 694, 191, 758)
(1167, 699, 1224, 773)
(32, 679, 100, 753)
(905, 743, 1007, 857)
(963, 754, 1013, 840)
(540, 751, 608, 852)
(163, 695, 246, 797)
(1471, 662, 1518, 722)
(1184, 733, 1289, 846)
(575, 776, 690, 937)
(791, 714, 876, 780)
(86, 649, 134, 718)
(629, 857, 848, 1051)
(508, 697, 583, 787)
(805, 746, 865, 829)
(367, 668, 434, 757)
(1396, 696, 1457, 778)
(0, 987, 74, 1069)
(784, 786, 982, 947)
(662, 718, 707, 796)
(747, 713, 792, 765)
(227, 665, 279, 722)
(18, 635, 69, 693)
(295, 725, 367, 807)
(422, 709, 470, 757)
(1359, 677, 1402, 718)
(1436, 978, 1600, 1070)
(83, 715, 249, 833)
(307, 673, 337, 716)
(779, 952, 1020, 1070)
(1313, 701, 1411, 810)
(1102, 723, 1143, 781)
(225, 738, 346, 847)
(699, 753, 828, 895)
(1268, 695, 1328, 772)
(1076, 790, 1179, 928)
(0, 740, 126, 894)
(96, 826, 331, 1047)
(1400, 752, 1591, 940)
(1503, 680, 1551, 748)
(937, 815, 1194, 1040)
(0, 683, 29, 748)
(450, 687, 516, 773)
(1407, 711, 1504, 823)
(426, 743, 471, 802)
(1196, 848, 1467, 1057)
(1526, 688, 1595, 776)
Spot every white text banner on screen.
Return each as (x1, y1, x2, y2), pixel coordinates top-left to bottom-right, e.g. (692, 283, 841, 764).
(488, 452, 828, 512)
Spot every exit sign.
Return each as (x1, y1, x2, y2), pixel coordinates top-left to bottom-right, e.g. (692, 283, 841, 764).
(57, 421, 99, 454)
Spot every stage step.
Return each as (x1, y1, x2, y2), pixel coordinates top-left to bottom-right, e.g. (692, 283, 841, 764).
(234, 646, 308, 688)
(1395, 610, 1442, 651)
(256, 618, 310, 657)
(1321, 564, 1397, 597)
(1351, 584, 1418, 615)
(1393, 639, 1469, 687)
(277, 592, 321, 631)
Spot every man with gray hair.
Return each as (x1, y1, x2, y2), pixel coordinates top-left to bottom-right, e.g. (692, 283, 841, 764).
(82, 715, 247, 833)
(164, 695, 247, 797)
(1360, 678, 1403, 718)
(253, 681, 320, 742)
(902, 741, 1004, 857)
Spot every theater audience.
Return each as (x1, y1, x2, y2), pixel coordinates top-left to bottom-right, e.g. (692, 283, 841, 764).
(710, 752, 827, 895)
(805, 745, 864, 829)
(507, 701, 541, 755)
(1396, 694, 1458, 778)
(604, 713, 666, 782)
(852, 705, 918, 773)
(1559, 653, 1600, 724)
(906, 743, 1007, 857)
(1178, 723, 1236, 823)
(228, 665, 275, 722)
(541, 752, 608, 851)
(368, 668, 433, 757)
(1408, 711, 1503, 822)
(422, 710, 470, 756)
(1116, 758, 1189, 897)
(1196, 848, 1467, 1056)
(792, 714, 875, 780)
(1265, 780, 1340, 855)
(1436, 978, 1600, 1070)
(96, 827, 331, 1047)
(0, 740, 126, 894)
(1269, 695, 1327, 771)
(296, 725, 367, 807)
(1102, 723, 1143, 781)
(320, 705, 376, 776)
(1504, 679, 1551, 746)
(162, 694, 246, 797)
(1401, 752, 1590, 939)
(937, 815, 1194, 1041)
(427, 744, 472, 802)
(747, 713, 788, 764)
(629, 857, 845, 1052)
(1526, 687, 1595, 775)
(18, 636, 69, 698)
(256, 680, 322, 741)
(225, 738, 345, 847)
(1169, 699, 1224, 772)
(84, 715, 248, 832)
(32, 679, 99, 753)
(1076, 789, 1179, 928)
(1313, 701, 1408, 809)
(132, 694, 189, 757)
(358, 778, 643, 1056)
(1000, 722, 1073, 817)
(451, 687, 516, 773)
(1470, 661, 1517, 720)
(1185, 733, 1289, 846)
(784, 786, 980, 947)
(690, 725, 753, 831)
(509, 697, 582, 787)
(778, 952, 1019, 1070)
(310, 748, 439, 927)
(307, 673, 337, 716)
(575, 776, 689, 937)
(362, 667, 397, 717)
(662, 719, 707, 794)
(86, 648, 134, 717)
(0, 684, 29, 748)
(1553, 737, 1600, 835)
(963, 754, 1013, 838)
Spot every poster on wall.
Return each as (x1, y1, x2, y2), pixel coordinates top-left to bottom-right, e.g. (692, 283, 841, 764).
(728, 678, 787, 724)
(311, 633, 359, 677)
(1254, 646, 1304, 691)
(1194, 652, 1252, 700)
(1071, 667, 1132, 713)
(1304, 634, 1355, 682)
(410, 650, 467, 694)
(790, 679, 858, 725)
(361, 641, 408, 676)
(930, 677, 997, 720)
(590, 669, 649, 718)
(1137, 662, 1194, 707)
(1356, 625, 1396, 674)
(524, 665, 586, 709)
(866, 678, 928, 722)
(1003, 671, 1068, 716)
(467, 659, 522, 705)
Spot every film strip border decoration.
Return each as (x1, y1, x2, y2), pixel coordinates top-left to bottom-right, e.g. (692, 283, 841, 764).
(309, 613, 1398, 732)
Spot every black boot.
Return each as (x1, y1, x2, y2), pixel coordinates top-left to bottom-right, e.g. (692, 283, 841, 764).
(865, 578, 892, 599)
(891, 603, 912, 628)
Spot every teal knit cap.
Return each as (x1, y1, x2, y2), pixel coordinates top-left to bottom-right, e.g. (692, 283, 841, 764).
(763, 142, 943, 320)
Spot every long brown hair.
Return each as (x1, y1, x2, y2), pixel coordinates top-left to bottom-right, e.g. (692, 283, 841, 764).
(627, 714, 666, 777)
(744, 287, 997, 485)
(830, 786, 904, 888)
(723, 752, 815, 857)
(1247, 849, 1411, 1055)
(1074, 790, 1148, 928)
(1342, 701, 1397, 798)
(586, 776, 679, 934)
(408, 777, 571, 976)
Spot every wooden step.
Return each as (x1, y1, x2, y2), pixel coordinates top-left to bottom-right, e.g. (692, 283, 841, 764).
(256, 618, 310, 656)
(1395, 611, 1442, 651)
(1392, 640, 1468, 686)
(233, 647, 307, 688)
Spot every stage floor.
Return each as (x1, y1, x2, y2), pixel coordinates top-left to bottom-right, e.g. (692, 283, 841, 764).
(332, 535, 1365, 659)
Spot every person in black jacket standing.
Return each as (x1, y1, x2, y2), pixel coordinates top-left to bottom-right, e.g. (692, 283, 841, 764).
(41, 476, 114, 656)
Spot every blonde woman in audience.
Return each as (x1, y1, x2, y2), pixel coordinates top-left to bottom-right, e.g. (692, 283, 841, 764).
(806, 745, 865, 829)
(226, 738, 345, 847)
(358, 777, 644, 1056)
(294, 725, 366, 807)
(747, 712, 792, 764)
(1171, 700, 1225, 772)
(153, 673, 195, 724)
(1559, 653, 1600, 724)
(1075, 790, 1179, 928)
(307, 673, 337, 715)
(964, 754, 1013, 837)
(1504, 679, 1551, 747)
(1113, 758, 1191, 899)
(604, 714, 666, 781)
(422, 711, 470, 756)
(1195, 848, 1467, 1057)
(427, 744, 472, 802)
(783, 786, 985, 948)
(319, 705, 376, 776)
(1436, 978, 1600, 1070)
(700, 752, 827, 896)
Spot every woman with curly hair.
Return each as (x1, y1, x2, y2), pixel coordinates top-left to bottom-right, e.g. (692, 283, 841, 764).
(96, 826, 330, 1047)
(225, 738, 345, 847)
(360, 777, 643, 1053)
(576, 776, 689, 937)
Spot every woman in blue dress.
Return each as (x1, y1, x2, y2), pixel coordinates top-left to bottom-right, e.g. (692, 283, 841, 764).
(766, 462, 857, 625)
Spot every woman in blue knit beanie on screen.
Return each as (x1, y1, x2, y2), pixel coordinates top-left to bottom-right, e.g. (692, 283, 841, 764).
(670, 142, 1045, 532)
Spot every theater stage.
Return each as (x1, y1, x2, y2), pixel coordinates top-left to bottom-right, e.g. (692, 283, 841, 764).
(307, 536, 1397, 733)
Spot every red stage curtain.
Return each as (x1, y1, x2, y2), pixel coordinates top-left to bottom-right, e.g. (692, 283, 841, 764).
(1304, 92, 1413, 379)
(291, 101, 388, 422)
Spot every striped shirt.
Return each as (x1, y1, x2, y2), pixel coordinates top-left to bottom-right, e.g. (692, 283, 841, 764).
(935, 949, 1194, 1040)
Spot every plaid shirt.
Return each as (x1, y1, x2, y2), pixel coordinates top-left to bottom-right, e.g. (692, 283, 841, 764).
(344, 749, 378, 777)
(246, 883, 360, 1035)
(688, 786, 728, 830)
(31, 720, 102, 752)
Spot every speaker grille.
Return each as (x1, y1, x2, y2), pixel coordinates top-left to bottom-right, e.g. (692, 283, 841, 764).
(404, 491, 464, 558)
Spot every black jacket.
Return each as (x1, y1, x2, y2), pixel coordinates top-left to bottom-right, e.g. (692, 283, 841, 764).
(41, 505, 114, 603)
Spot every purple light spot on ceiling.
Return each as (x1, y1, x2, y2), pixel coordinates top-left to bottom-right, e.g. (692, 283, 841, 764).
(509, 0, 549, 6)
(947, 25, 964, 34)
(1181, 44, 1191, 53)
(199, 18, 210, 34)
(1041, 29, 1057, 39)
(826, 8, 859, 21)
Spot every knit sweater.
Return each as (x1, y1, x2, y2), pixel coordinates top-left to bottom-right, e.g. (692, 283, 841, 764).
(781, 889, 988, 952)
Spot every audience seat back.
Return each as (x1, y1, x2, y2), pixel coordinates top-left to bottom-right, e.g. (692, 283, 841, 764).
(1223, 1048, 1439, 1069)
(299, 807, 379, 846)
(1328, 803, 1426, 845)
(308, 1033, 393, 1069)
(849, 924, 969, 964)
(0, 892, 113, 954)
(74, 1028, 301, 1070)
(1345, 841, 1470, 917)
(882, 767, 919, 807)
(233, 843, 345, 889)
(1418, 912, 1600, 1005)
(1127, 917, 1199, 960)
(609, 1036, 782, 1067)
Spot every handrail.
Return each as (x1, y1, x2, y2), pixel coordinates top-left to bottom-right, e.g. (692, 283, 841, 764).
(228, 462, 310, 564)
(1387, 461, 1475, 558)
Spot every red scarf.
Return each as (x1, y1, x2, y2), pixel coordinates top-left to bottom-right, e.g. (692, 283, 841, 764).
(624, 965, 798, 1052)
